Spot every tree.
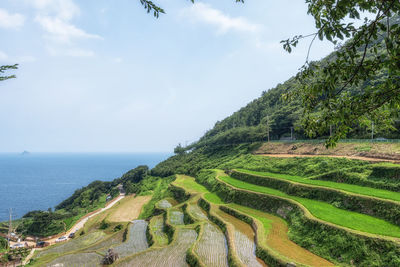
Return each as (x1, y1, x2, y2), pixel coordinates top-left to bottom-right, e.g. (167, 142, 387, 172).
(139, 0, 243, 18)
(280, 1, 400, 146)
(121, 165, 149, 183)
(174, 143, 186, 155)
(0, 64, 18, 82)
(102, 248, 119, 265)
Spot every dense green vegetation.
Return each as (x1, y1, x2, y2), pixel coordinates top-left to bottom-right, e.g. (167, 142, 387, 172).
(137, 176, 175, 219)
(238, 169, 400, 202)
(0, 236, 8, 251)
(17, 191, 108, 237)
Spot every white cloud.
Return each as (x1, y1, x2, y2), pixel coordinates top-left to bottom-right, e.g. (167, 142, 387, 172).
(35, 16, 102, 44)
(113, 57, 123, 63)
(27, 0, 102, 57)
(0, 8, 25, 29)
(29, 0, 80, 20)
(0, 51, 8, 61)
(181, 3, 260, 34)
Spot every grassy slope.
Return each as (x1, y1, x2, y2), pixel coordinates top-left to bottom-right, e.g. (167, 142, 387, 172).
(237, 169, 400, 202)
(220, 175, 400, 238)
(173, 175, 224, 204)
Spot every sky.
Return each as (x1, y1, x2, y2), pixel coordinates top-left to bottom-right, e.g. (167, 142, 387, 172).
(0, 0, 336, 153)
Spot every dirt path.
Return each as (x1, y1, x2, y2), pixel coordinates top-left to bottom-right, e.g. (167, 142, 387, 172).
(108, 195, 152, 222)
(257, 153, 400, 163)
(21, 194, 125, 265)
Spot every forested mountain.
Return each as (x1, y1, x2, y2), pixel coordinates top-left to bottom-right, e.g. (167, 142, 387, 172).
(189, 15, 400, 149)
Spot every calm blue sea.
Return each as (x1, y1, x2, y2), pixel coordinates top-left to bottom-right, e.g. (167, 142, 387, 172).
(0, 153, 171, 222)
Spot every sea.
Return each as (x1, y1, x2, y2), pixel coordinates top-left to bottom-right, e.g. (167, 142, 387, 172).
(0, 153, 171, 222)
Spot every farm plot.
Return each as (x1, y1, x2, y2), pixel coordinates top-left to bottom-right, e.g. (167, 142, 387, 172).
(45, 252, 102, 267)
(216, 210, 265, 267)
(117, 228, 198, 267)
(173, 175, 209, 194)
(82, 230, 124, 253)
(219, 175, 400, 238)
(169, 210, 184, 225)
(150, 215, 168, 246)
(37, 231, 106, 258)
(237, 169, 400, 203)
(188, 204, 208, 221)
(108, 195, 152, 222)
(112, 220, 149, 258)
(227, 203, 334, 267)
(157, 199, 173, 209)
(173, 175, 224, 205)
(195, 222, 229, 267)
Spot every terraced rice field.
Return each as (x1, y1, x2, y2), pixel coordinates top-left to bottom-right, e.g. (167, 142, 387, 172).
(203, 192, 224, 204)
(118, 228, 198, 267)
(169, 210, 184, 225)
(188, 204, 208, 221)
(37, 231, 106, 258)
(220, 174, 400, 237)
(157, 199, 173, 209)
(227, 204, 334, 267)
(216, 210, 266, 267)
(45, 252, 102, 267)
(173, 175, 224, 205)
(112, 220, 149, 258)
(195, 222, 229, 267)
(174, 175, 209, 193)
(237, 169, 400, 202)
(82, 230, 124, 253)
(150, 215, 168, 246)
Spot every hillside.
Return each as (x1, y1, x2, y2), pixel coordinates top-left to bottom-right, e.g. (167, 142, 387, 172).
(16, 143, 400, 267)
(189, 15, 400, 149)
(5, 13, 400, 267)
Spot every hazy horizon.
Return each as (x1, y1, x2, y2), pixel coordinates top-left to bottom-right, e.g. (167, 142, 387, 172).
(0, 0, 335, 153)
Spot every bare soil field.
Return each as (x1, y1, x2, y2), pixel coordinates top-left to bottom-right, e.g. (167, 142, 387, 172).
(108, 195, 152, 222)
(255, 142, 400, 162)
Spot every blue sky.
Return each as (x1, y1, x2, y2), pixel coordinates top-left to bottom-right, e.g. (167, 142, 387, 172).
(0, 0, 335, 152)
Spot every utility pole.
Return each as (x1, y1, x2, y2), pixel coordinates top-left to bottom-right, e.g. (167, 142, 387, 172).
(330, 125, 332, 137)
(8, 208, 12, 247)
(266, 116, 270, 142)
(290, 127, 294, 140)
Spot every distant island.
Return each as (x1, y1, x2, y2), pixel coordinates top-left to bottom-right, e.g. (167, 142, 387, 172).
(21, 151, 30, 155)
